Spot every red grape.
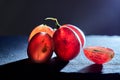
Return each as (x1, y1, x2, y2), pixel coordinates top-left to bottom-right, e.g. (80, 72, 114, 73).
(83, 46, 115, 64)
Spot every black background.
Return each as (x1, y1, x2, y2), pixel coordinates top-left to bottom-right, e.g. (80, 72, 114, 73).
(0, 0, 120, 35)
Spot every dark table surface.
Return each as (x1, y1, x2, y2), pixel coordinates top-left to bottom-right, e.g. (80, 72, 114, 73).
(0, 35, 120, 79)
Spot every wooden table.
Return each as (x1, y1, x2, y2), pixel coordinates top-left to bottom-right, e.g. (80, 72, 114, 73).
(0, 35, 120, 79)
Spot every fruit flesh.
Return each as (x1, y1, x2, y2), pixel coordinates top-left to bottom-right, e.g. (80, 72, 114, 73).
(28, 24, 54, 42)
(27, 32, 53, 63)
(53, 27, 80, 61)
(83, 46, 114, 64)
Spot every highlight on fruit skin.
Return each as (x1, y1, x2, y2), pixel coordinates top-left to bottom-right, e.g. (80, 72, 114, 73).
(28, 24, 54, 42)
(83, 46, 115, 64)
(61, 24, 86, 47)
(27, 32, 54, 63)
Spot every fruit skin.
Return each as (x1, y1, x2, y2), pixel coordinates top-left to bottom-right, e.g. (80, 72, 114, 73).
(61, 24, 86, 47)
(27, 32, 54, 63)
(28, 24, 54, 42)
(53, 27, 80, 61)
(44, 17, 85, 47)
(83, 46, 115, 64)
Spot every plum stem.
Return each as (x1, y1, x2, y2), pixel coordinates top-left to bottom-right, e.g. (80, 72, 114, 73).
(45, 17, 61, 29)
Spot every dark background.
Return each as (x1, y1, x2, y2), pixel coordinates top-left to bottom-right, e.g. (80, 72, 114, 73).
(0, 0, 120, 36)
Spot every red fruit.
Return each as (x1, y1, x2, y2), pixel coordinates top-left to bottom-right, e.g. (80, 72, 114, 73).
(61, 24, 86, 47)
(45, 17, 85, 61)
(27, 32, 54, 63)
(53, 27, 81, 61)
(83, 46, 115, 64)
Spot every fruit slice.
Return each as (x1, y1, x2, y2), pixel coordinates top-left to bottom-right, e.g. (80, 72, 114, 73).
(83, 46, 115, 64)
(28, 24, 54, 42)
(27, 32, 54, 63)
(53, 27, 80, 61)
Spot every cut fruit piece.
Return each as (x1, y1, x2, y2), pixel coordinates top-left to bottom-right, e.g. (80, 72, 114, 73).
(83, 46, 115, 64)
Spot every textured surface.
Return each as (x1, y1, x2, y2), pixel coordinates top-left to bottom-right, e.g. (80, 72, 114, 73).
(0, 35, 120, 79)
(61, 35, 120, 73)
